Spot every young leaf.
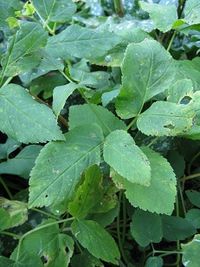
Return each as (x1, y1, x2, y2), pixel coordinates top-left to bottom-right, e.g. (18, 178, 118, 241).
(112, 147, 177, 215)
(46, 24, 122, 60)
(32, 0, 76, 23)
(0, 0, 22, 30)
(1, 21, 48, 78)
(0, 198, 28, 230)
(0, 84, 64, 143)
(71, 219, 120, 264)
(116, 39, 175, 119)
(140, 1, 177, 32)
(29, 124, 104, 207)
(137, 101, 195, 136)
(0, 145, 42, 179)
(184, 0, 200, 25)
(53, 82, 79, 118)
(68, 165, 103, 219)
(130, 209, 163, 247)
(103, 130, 151, 186)
(181, 234, 200, 267)
(162, 215, 196, 241)
(69, 104, 126, 136)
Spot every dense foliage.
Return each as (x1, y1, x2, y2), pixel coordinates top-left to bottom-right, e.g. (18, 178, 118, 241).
(0, 0, 200, 266)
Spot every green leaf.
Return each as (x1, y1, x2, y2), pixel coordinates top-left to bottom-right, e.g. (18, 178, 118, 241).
(71, 250, 103, 267)
(46, 24, 121, 60)
(32, 0, 76, 23)
(186, 190, 200, 208)
(112, 147, 177, 215)
(0, 0, 22, 30)
(29, 124, 104, 207)
(186, 209, 200, 229)
(0, 198, 28, 230)
(175, 58, 200, 91)
(0, 138, 20, 160)
(12, 219, 74, 267)
(145, 257, 163, 267)
(68, 165, 103, 219)
(1, 22, 48, 78)
(104, 130, 151, 186)
(162, 215, 196, 241)
(71, 219, 120, 264)
(53, 82, 79, 118)
(184, 0, 200, 25)
(137, 101, 195, 136)
(181, 234, 200, 267)
(0, 84, 64, 143)
(0, 254, 43, 267)
(130, 209, 163, 247)
(140, 2, 177, 32)
(0, 145, 42, 179)
(69, 104, 126, 136)
(167, 79, 194, 104)
(116, 39, 174, 119)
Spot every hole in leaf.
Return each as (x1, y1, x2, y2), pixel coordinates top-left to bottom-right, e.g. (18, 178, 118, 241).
(164, 124, 175, 130)
(180, 95, 192, 105)
(41, 255, 48, 264)
(45, 194, 48, 198)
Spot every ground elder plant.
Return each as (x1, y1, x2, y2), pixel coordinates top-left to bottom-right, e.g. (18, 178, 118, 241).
(1, 0, 200, 266)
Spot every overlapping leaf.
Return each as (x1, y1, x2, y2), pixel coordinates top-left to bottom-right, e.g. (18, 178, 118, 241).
(32, 0, 76, 23)
(137, 101, 195, 136)
(103, 130, 151, 186)
(46, 25, 122, 60)
(69, 104, 126, 136)
(0, 84, 64, 143)
(29, 125, 103, 207)
(112, 147, 177, 215)
(116, 39, 175, 119)
(140, 1, 177, 32)
(71, 219, 120, 264)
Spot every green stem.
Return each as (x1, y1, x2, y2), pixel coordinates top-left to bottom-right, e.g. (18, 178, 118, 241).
(147, 137, 159, 148)
(122, 194, 127, 244)
(177, 180, 186, 216)
(0, 231, 20, 239)
(31, 208, 59, 220)
(167, 31, 176, 51)
(0, 176, 13, 199)
(117, 191, 129, 265)
(113, 0, 124, 17)
(187, 151, 200, 175)
(126, 117, 138, 131)
(16, 217, 74, 261)
(183, 173, 200, 182)
(30, 0, 54, 35)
